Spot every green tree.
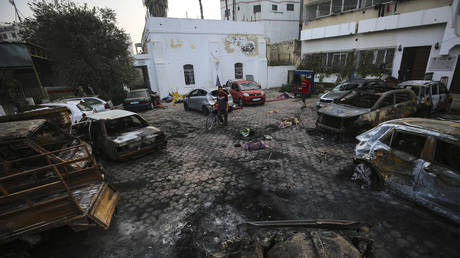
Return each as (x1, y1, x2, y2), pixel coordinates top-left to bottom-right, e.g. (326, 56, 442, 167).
(143, 0, 168, 17)
(20, 1, 136, 104)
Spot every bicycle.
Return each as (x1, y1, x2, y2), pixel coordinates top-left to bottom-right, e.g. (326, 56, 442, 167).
(206, 109, 223, 131)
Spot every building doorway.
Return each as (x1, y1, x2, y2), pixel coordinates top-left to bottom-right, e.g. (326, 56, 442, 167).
(450, 56, 460, 93)
(398, 46, 431, 81)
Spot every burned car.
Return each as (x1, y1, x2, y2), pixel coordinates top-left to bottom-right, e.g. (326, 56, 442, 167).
(316, 88, 417, 134)
(397, 80, 452, 115)
(353, 118, 460, 224)
(316, 79, 387, 109)
(78, 110, 166, 160)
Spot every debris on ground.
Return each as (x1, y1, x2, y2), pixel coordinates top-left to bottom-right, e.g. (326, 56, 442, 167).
(240, 128, 254, 137)
(266, 92, 294, 102)
(264, 135, 273, 140)
(267, 109, 280, 114)
(243, 140, 268, 151)
(280, 117, 299, 128)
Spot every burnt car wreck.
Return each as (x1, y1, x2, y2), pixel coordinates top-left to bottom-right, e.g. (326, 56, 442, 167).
(75, 110, 166, 160)
(0, 119, 119, 243)
(353, 118, 460, 224)
(316, 88, 417, 134)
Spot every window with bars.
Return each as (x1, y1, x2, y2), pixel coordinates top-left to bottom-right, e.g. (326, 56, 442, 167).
(253, 4, 261, 13)
(235, 63, 243, 79)
(272, 4, 278, 11)
(361, 0, 392, 8)
(306, 0, 393, 21)
(183, 64, 195, 85)
(287, 3, 294, 11)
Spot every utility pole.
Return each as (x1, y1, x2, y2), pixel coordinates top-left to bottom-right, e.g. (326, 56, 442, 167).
(232, 0, 236, 21)
(199, 0, 204, 19)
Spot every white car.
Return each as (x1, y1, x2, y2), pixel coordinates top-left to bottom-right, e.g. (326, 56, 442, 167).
(41, 100, 95, 124)
(65, 97, 113, 112)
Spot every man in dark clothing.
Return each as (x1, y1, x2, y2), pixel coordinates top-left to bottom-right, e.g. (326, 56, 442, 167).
(215, 86, 229, 125)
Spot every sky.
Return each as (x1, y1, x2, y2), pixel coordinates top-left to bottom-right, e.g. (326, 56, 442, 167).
(0, 0, 222, 45)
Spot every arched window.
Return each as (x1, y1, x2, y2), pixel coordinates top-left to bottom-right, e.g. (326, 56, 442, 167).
(234, 63, 243, 79)
(183, 64, 195, 85)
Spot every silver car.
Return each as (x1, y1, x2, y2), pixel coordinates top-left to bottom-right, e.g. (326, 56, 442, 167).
(183, 88, 234, 115)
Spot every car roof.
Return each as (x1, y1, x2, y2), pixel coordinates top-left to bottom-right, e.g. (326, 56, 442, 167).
(86, 109, 136, 120)
(130, 89, 148, 92)
(398, 80, 433, 87)
(42, 100, 81, 107)
(384, 118, 460, 138)
(0, 119, 47, 140)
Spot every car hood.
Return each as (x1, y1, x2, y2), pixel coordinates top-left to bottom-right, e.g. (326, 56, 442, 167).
(318, 103, 370, 118)
(242, 89, 263, 95)
(109, 126, 163, 146)
(320, 91, 349, 101)
(125, 97, 149, 102)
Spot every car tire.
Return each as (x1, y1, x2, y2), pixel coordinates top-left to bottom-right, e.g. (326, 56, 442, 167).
(184, 102, 190, 111)
(353, 162, 380, 187)
(202, 106, 210, 116)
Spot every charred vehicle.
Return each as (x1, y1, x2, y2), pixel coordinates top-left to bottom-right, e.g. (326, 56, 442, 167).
(79, 110, 166, 160)
(316, 79, 387, 109)
(0, 119, 119, 242)
(353, 118, 460, 224)
(316, 88, 417, 134)
(397, 80, 452, 114)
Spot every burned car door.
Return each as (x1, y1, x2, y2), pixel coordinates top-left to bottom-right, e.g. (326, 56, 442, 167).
(394, 91, 415, 118)
(373, 93, 395, 125)
(415, 138, 460, 212)
(373, 130, 428, 189)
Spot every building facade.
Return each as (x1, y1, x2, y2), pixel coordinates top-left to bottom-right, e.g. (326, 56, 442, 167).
(134, 17, 268, 98)
(0, 23, 20, 42)
(300, 0, 460, 93)
(220, 0, 302, 44)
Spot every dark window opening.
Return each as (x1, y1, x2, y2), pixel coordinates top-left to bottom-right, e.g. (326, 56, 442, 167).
(395, 93, 411, 104)
(287, 4, 294, 11)
(272, 4, 278, 11)
(183, 64, 195, 85)
(378, 95, 394, 108)
(253, 4, 261, 13)
(390, 131, 427, 158)
(106, 115, 147, 137)
(434, 140, 460, 172)
(235, 63, 243, 79)
(340, 93, 380, 108)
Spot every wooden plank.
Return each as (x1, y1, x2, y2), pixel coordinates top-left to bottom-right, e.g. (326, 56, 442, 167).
(0, 181, 62, 202)
(0, 195, 68, 217)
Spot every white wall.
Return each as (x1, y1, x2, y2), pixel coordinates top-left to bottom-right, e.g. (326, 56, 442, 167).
(140, 17, 268, 98)
(267, 65, 296, 88)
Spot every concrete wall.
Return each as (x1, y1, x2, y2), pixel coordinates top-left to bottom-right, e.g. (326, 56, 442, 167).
(220, 0, 302, 43)
(139, 18, 268, 98)
(267, 40, 301, 66)
(267, 65, 296, 88)
(302, 0, 451, 30)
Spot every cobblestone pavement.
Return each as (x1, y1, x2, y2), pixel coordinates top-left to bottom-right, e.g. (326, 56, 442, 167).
(5, 90, 460, 257)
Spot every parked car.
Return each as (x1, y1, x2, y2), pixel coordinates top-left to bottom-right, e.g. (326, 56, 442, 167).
(183, 88, 234, 115)
(77, 110, 166, 160)
(317, 79, 388, 109)
(397, 80, 452, 114)
(229, 80, 265, 106)
(41, 100, 95, 124)
(66, 96, 113, 112)
(316, 88, 417, 134)
(353, 118, 460, 224)
(123, 89, 154, 111)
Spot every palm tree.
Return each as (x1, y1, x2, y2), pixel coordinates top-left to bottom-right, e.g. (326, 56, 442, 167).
(199, 0, 203, 19)
(143, 0, 168, 17)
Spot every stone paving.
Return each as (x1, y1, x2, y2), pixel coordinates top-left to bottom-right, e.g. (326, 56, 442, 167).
(4, 90, 460, 257)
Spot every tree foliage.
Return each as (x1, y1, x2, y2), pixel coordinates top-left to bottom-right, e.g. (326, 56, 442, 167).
(143, 0, 168, 17)
(20, 1, 136, 104)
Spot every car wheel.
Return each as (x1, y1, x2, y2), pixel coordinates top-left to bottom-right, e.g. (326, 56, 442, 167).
(184, 102, 190, 111)
(352, 162, 379, 187)
(202, 106, 210, 115)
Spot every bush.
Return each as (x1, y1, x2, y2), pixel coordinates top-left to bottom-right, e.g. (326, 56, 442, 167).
(279, 83, 292, 92)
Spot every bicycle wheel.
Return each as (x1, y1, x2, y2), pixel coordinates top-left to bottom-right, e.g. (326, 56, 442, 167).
(206, 115, 216, 130)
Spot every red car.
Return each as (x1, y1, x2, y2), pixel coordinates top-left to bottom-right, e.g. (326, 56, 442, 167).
(229, 80, 265, 106)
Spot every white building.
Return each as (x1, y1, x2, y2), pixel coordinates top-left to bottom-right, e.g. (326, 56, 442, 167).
(134, 17, 268, 98)
(300, 0, 460, 94)
(0, 23, 20, 42)
(220, 0, 302, 43)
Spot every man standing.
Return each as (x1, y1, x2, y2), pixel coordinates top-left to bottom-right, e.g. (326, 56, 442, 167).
(215, 86, 229, 125)
(301, 77, 311, 108)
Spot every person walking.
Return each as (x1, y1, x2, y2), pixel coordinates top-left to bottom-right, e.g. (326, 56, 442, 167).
(215, 86, 229, 125)
(300, 77, 311, 108)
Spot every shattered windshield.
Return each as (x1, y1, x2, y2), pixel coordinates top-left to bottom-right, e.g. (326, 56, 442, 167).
(106, 115, 147, 136)
(128, 91, 148, 98)
(333, 82, 359, 92)
(240, 82, 259, 91)
(339, 93, 380, 108)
